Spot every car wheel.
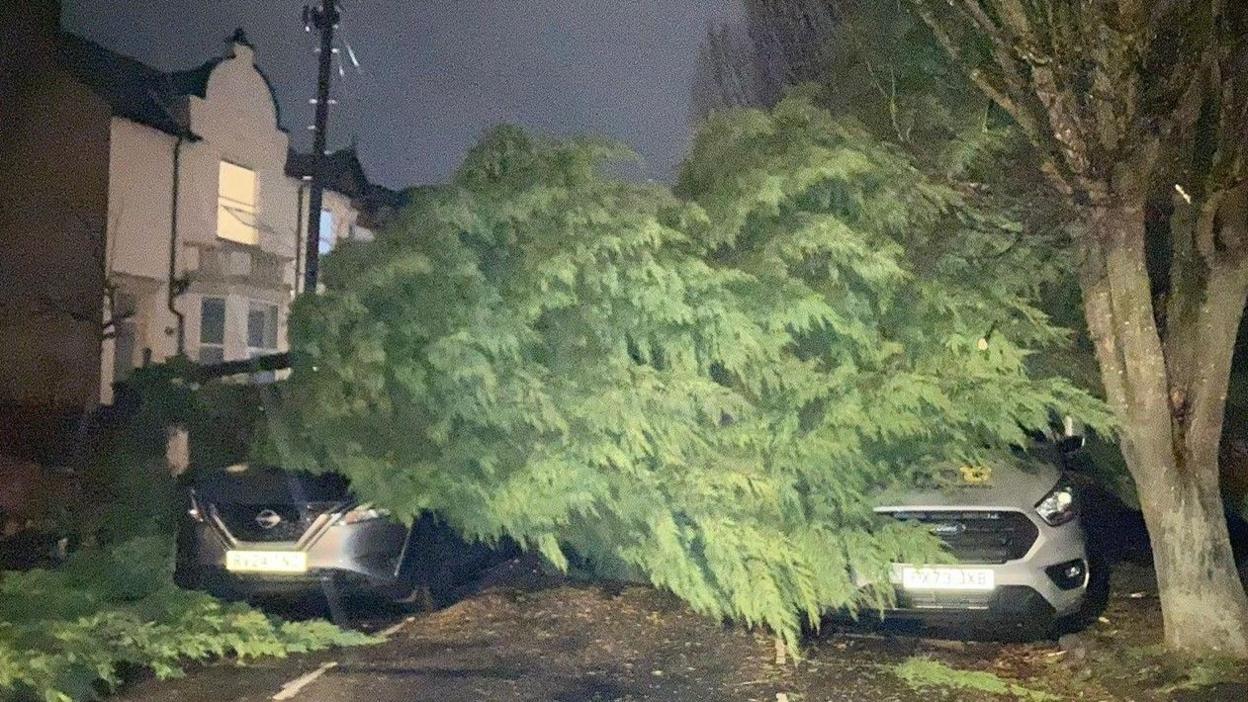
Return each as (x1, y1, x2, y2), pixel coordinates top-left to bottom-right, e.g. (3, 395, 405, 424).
(393, 556, 457, 608)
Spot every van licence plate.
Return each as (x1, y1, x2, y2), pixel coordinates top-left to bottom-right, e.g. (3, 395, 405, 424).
(225, 551, 308, 574)
(901, 566, 994, 591)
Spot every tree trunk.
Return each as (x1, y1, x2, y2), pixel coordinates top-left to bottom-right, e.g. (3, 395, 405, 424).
(1143, 464, 1248, 655)
(1080, 201, 1248, 657)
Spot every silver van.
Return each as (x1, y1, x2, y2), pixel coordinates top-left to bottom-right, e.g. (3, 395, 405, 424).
(873, 438, 1098, 634)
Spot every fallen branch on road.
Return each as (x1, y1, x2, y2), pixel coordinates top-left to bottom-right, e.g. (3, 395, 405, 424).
(0, 537, 373, 702)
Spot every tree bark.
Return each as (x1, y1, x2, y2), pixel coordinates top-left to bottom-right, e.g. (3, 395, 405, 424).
(1080, 200, 1248, 657)
(907, 0, 1248, 657)
(1144, 463, 1248, 655)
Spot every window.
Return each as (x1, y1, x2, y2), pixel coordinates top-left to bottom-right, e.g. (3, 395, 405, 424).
(318, 209, 335, 255)
(199, 297, 226, 364)
(111, 292, 138, 383)
(113, 320, 137, 383)
(247, 301, 279, 354)
(247, 301, 279, 383)
(217, 161, 259, 245)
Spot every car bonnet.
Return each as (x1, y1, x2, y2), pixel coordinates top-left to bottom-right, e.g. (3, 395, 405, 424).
(185, 464, 351, 505)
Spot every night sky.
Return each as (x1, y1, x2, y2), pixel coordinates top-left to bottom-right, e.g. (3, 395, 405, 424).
(64, 1, 742, 189)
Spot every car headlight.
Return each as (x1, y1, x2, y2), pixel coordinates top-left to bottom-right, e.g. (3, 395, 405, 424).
(186, 493, 206, 522)
(335, 503, 392, 525)
(1035, 480, 1077, 526)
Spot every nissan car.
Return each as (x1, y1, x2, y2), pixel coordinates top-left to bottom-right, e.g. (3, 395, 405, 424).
(173, 463, 497, 605)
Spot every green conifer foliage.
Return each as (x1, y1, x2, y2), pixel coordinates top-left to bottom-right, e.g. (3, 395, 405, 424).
(274, 104, 1107, 646)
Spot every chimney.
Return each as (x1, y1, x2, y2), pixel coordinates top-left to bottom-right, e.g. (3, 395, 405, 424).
(227, 27, 255, 62)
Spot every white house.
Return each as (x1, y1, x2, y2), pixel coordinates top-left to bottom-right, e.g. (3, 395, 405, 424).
(55, 30, 401, 404)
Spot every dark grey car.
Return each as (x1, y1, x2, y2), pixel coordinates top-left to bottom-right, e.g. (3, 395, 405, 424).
(174, 464, 495, 604)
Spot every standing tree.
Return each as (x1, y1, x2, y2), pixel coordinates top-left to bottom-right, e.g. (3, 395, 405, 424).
(694, 0, 1096, 397)
(690, 0, 837, 123)
(691, 1, 1065, 244)
(690, 22, 775, 121)
(743, 0, 840, 97)
(0, 204, 131, 349)
(910, 0, 1248, 655)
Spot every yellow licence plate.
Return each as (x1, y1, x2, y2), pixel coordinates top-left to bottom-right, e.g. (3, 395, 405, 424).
(225, 550, 308, 574)
(901, 566, 994, 591)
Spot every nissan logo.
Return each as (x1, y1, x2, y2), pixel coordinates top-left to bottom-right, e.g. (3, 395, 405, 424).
(929, 522, 965, 536)
(255, 509, 283, 529)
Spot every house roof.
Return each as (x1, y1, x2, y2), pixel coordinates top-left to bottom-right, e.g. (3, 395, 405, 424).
(285, 146, 407, 227)
(59, 33, 196, 136)
(58, 30, 285, 138)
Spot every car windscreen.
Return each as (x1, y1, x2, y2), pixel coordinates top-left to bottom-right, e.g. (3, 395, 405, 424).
(185, 466, 350, 504)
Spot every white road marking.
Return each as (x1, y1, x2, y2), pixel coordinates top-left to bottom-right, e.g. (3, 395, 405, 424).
(272, 661, 338, 700)
(377, 616, 416, 639)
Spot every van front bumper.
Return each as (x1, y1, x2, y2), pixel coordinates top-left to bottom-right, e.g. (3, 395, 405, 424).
(875, 512, 1090, 620)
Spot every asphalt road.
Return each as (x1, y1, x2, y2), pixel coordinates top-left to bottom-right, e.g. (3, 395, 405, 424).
(118, 558, 893, 702)
(114, 559, 1245, 702)
(118, 563, 797, 702)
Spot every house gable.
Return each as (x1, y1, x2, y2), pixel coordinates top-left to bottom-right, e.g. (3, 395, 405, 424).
(198, 39, 281, 135)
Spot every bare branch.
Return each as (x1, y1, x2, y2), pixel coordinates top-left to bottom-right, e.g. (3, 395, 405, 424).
(906, 4, 1019, 119)
(908, 1, 1081, 195)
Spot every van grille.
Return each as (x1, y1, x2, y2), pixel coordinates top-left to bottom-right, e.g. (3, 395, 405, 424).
(886, 510, 1039, 564)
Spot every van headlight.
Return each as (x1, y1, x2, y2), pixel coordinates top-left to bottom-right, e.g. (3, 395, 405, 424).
(1035, 480, 1077, 526)
(335, 504, 392, 525)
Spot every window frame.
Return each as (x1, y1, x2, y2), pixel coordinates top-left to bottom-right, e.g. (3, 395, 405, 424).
(198, 296, 226, 364)
(246, 300, 279, 356)
(216, 160, 260, 245)
(246, 300, 280, 383)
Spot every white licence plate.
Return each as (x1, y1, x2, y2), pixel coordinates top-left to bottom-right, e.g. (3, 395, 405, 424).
(901, 566, 995, 591)
(225, 550, 308, 574)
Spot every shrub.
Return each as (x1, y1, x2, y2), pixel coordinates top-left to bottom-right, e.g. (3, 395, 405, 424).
(0, 537, 372, 701)
(73, 363, 282, 547)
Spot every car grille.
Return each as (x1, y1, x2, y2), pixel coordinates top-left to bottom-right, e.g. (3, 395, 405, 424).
(212, 503, 335, 543)
(887, 510, 1039, 564)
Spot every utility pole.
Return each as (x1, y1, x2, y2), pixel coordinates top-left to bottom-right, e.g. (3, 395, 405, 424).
(301, 0, 340, 293)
